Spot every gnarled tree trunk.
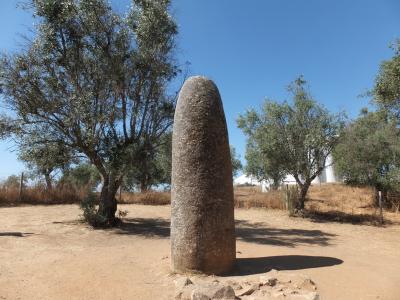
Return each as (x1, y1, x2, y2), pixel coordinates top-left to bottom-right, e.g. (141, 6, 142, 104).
(296, 183, 310, 209)
(296, 180, 312, 210)
(96, 174, 121, 226)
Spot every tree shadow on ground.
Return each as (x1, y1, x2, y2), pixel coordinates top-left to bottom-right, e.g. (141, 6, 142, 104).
(304, 210, 394, 226)
(112, 218, 336, 247)
(0, 232, 35, 237)
(235, 220, 336, 247)
(114, 218, 170, 237)
(52, 220, 83, 225)
(232, 255, 343, 276)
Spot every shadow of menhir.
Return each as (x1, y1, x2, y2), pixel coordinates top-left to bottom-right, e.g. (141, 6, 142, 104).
(235, 255, 343, 276)
(109, 218, 343, 276)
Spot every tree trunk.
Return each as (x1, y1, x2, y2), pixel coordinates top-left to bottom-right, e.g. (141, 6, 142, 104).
(297, 181, 311, 210)
(140, 180, 148, 192)
(44, 172, 52, 190)
(374, 187, 379, 207)
(97, 176, 120, 226)
(140, 173, 150, 192)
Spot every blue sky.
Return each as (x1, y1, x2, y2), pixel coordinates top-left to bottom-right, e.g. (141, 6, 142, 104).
(0, 0, 399, 179)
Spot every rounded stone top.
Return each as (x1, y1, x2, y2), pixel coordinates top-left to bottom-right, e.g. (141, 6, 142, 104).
(178, 75, 219, 98)
(175, 76, 224, 123)
(184, 75, 215, 85)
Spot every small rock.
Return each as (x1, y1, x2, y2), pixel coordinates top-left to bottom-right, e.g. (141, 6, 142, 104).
(191, 292, 210, 300)
(191, 283, 236, 300)
(259, 275, 277, 287)
(238, 283, 260, 296)
(225, 280, 243, 291)
(260, 270, 279, 287)
(174, 277, 194, 300)
(296, 278, 317, 292)
(288, 292, 319, 300)
(175, 285, 196, 300)
(175, 277, 193, 289)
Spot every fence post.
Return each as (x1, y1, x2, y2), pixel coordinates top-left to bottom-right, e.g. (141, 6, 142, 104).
(285, 184, 289, 211)
(378, 190, 383, 225)
(18, 172, 24, 202)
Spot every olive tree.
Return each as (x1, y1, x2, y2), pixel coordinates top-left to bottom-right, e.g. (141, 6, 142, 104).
(373, 41, 400, 119)
(0, 0, 178, 226)
(123, 131, 172, 191)
(238, 77, 345, 209)
(333, 110, 400, 199)
(336, 41, 400, 206)
(243, 140, 285, 190)
(18, 139, 73, 189)
(59, 162, 101, 190)
(230, 146, 242, 178)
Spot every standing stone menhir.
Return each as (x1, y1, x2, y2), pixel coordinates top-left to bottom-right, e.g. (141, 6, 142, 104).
(171, 76, 236, 275)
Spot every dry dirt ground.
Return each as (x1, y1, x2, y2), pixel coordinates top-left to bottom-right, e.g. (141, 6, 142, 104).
(1, 204, 399, 300)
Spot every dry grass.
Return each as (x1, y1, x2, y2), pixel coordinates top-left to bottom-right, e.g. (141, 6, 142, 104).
(118, 191, 171, 205)
(234, 186, 285, 209)
(118, 186, 286, 209)
(234, 184, 400, 225)
(306, 183, 376, 219)
(0, 186, 85, 206)
(1, 182, 399, 225)
(307, 183, 375, 212)
(306, 183, 400, 225)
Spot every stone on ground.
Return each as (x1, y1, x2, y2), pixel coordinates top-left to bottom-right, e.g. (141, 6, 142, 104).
(174, 268, 319, 300)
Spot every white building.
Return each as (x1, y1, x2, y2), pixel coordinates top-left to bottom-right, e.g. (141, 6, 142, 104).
(233, 174, 262, 186)
(234, 154, 339, 192)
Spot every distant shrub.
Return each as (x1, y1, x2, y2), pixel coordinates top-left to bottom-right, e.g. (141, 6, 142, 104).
(79, 192, 106, 226)
(118, 209, 129, 218)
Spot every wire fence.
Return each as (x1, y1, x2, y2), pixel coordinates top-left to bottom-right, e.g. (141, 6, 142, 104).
(386, 191, 400, 212)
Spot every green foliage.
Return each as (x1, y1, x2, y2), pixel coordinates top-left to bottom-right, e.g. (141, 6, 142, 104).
(372, 41, 400, 118)
(18, 140, 73, 189)
(60, 163, 101, 190)
(0, 0, 179, 225)
(123, 132, 172, 191)
(244, 140, 285, 189)
(117, 209, 128, 218)
(1, 174, 26, 189)
(230, 146, 242, 178)
(333, 111, 400, 193)
(155, 132, 173, 185)
(332, 42, 400, 208)
(0, 115, 16, 139)
(79, 191, 106, 227)
(238, 76, 345, 208)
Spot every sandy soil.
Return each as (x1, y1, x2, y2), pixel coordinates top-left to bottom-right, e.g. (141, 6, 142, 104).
(0, 204, 399, 300)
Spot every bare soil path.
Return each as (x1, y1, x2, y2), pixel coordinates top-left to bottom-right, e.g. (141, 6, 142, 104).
(0, 204, 399, 299)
